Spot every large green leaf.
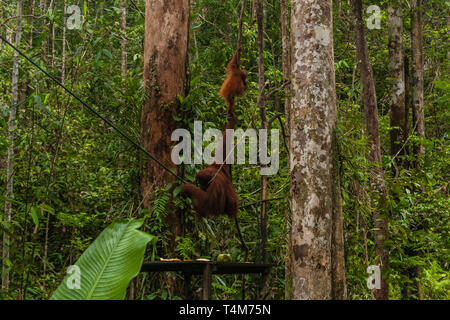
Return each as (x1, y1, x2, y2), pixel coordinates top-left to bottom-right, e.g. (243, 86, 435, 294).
(51, 219, 154, 300)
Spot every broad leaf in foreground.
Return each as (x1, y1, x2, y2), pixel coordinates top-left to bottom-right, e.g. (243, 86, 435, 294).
(51, 219, 154, 300)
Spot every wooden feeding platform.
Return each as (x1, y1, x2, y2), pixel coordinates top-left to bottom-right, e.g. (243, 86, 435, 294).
(140, 260, 273, 300)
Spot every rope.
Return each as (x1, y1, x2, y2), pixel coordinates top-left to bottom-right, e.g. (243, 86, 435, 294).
(0, 33, 283, 206)
(0, 34, 187, 184)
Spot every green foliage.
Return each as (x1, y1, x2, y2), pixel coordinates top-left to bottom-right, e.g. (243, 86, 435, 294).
(51, 219, 154, 300)
(175, 236, 200, 260)
(0, 0, 448, 300)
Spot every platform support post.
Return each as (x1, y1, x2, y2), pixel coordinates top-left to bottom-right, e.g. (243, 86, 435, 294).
(183, 273, 192, 300)
(241, 274, 246, 299)
(202, 263, 212, 300)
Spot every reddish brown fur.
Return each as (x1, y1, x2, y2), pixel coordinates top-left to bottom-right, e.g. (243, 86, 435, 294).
(219, 47, 248, 108)
(181, 48, 247, 219)
(180, 163, 238, 218)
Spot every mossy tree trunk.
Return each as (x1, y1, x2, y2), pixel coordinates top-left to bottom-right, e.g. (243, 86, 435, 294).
(352, 0, 389, 300)
(289, 0, 346, 300)
(141, 0, 190, 296)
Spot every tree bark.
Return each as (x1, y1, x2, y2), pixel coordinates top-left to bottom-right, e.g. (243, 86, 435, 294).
(39, 0, 46, 11)
(403, 54, 410, 162)
(255, 0, 269, 298)
(256, 0, 267, 263)
(29, 0, 35, 48)
(2, 0, 22, 293)
(141, 0, 189, 295)
(411, 0, 425, 156)
(236, 0, 247, 64)
(41, 0, 47, 63)
(61, 0, 66, 84)
(120, 0, 127, 81)
(388, 1, 406, 159)
(49, 0, 55, 68)
(280, 0, 293, 299)
(352, 0, 389, 300)
(290, 0, 346, 300)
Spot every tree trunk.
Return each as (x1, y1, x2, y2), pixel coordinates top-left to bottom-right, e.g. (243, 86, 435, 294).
(388, 1, 406, 159)
(61, 0, 66, 84)
(29, 0, 35, 48)
(236, 0, 247, 63)
(2, 0, 22, 293)
(41, 0, 47, 63)
(411, 0, 425, 156)
(289, 0, 346, 300)
(51, 17, 55, 68)
(39, 0, 46, 11)
(141, 0, 189, 295)
(49, 0, 55, 68)
(120, 0, 127, 81)
(280, 0, 293, 299)
(256, 0, 267, 263)
(403, 54, 410, 163)
(255, 0, 269, 298)
(352, 0, 389, 300)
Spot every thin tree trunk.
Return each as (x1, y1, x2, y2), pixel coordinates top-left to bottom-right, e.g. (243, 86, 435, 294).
(290, 0, 346, 300)
(42, 203, 50, 290)
(236, 0, 247, 64)
(403, 54, 410, 163)
(41, 0, 47, 63)
(411, 0, 425, 156)
(61, 0, 66, 84)
(141, 0, 189, 297)
(352, 0, 389, 300)
(388, 1, 406, 159)
(281, 0, 290, 85)
(121, 0, 127, 81)
(256, 0, 267, 262)
(49, 0, 55, 68)
(39, 0, 46, 11)
(408, 2, 427, 291)
(117, 0, 127, 169)
(255, 0, 269, 298)
(280, 0, 293, 299)
(389, 3, 423, 299)
(120, 2, 133, 298)
(251, 0, 257, 24)
(2, 0, 22, 293)
(330, 124, 346, 300)
(29, 0, 35, 48)
(51, 21, 55, 68)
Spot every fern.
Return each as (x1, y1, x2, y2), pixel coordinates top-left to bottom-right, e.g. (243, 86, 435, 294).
(175, 236, 200, 260)
(151, 189, 170, 218)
